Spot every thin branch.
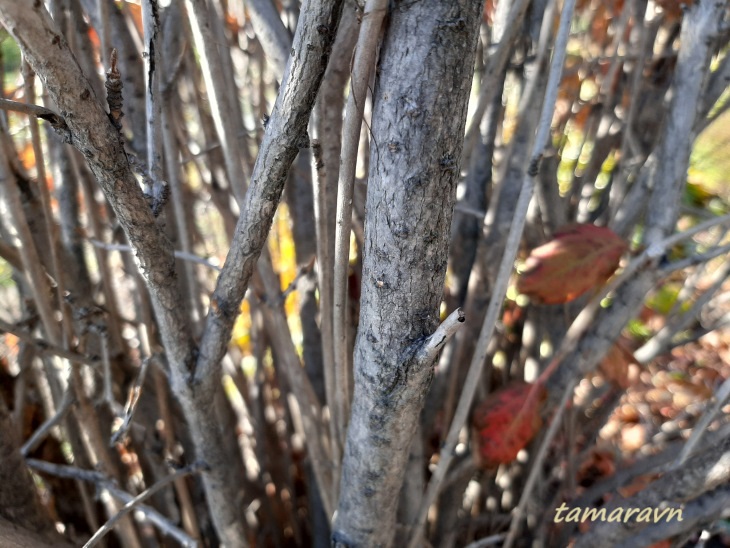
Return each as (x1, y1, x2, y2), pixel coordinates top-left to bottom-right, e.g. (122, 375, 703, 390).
(256, 252, 335, 518)
(310, 137, 340, 484)
(626, 484, 730, 548)
(110, 355, 154, 445)
(464, 533, 507, 548)
(194, 0, 344, 386)
(245, 0, 291, 77)
(83, 461, 207, 548)
(636, 255, 730, 364)
(407, 0, 576, 542)
(185, 0, 248, 202)
(332, 0, 389, 459)
(0, 238, 22, 270)
(277, 255, 317, 304)
(660, 242, 730, 273)
(26, 459, 106, 483)
(674, 376, 730, 468)
(87, 239, 222, 271)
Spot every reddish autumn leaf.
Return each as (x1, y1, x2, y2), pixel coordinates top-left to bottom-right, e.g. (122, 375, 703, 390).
(517, 224, 627, 305)
(472, 381, 547, 469)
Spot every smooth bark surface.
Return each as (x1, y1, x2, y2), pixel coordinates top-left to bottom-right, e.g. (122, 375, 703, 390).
(333, 1, 482, 546)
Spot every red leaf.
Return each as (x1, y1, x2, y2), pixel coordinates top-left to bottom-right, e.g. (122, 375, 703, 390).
(472, 381, 547, 469)
(517, 224, 627, 305)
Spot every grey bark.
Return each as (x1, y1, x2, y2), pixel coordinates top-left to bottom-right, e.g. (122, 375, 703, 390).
(332, 1, 482, 546)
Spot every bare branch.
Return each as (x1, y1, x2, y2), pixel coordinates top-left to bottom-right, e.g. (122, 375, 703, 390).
(83, 461, 206, 548)
(88, 239, 222, 271)
(25, 459, 198, 547)
(332, 0, 388, 464)
(195, 0, 344, 385)
(246, 0, 292, 77)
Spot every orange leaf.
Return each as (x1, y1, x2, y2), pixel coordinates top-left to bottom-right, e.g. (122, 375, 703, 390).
(472, 381, 547, 469)
(517, 224, 627, 305)
(19, 142, 35, 170)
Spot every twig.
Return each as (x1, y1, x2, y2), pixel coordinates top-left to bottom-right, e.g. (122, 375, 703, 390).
(414, 308, 466, 366)
(277, 255, 317, 305)
(332, 0, 389, 452)
(660, 242, 730, 273)
(674, 376, 730, 468)
(626, 484, 730, 548)
(194, 0, 345, 407)
(406, 0, 576, 543)
(142, 0, 168, 216)
(245, 0, 291, 77)
(83, 461, 206, 548)
(99, 333, 116, 411)
(454, 203, 487, 219)
(0, 97, 68, 131)
(87, 239, 222, 271)
(636, 255, 730, 365)
(26, 459, 107, 482)
(110, 355, 154, 445)
(0, 238, 22, 270)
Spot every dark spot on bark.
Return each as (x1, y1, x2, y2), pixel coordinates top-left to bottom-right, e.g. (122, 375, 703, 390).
(404, 176, 424, 192)
(52, 34, 61, 47)
(370, 434, 391, 447)
(392, 223, 409, 238)
(439, 18, 467, 32)
(80, 89, 90, 100)
(367, 332, 378, 343)
(363, 487, 375, 498)
(290, 48, 295, 56)
(317, 24, 328, 34)
(440, 154, 456, 171)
